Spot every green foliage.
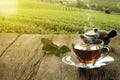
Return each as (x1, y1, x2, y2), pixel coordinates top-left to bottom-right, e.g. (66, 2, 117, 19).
(76, 1, 88, 9)
(91, 3, 98, 10)
(105, 8, 111, 14)
(0, 0, 119, 34)
(41, 38, 71, 56)
(91, 0, 120, 13)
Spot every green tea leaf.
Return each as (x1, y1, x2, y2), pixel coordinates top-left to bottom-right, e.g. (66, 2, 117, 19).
(41, 38, 58, 51)
(41, 38, 71, 56)
(59, 45, 71, 54)
(42, 45, 58, 51)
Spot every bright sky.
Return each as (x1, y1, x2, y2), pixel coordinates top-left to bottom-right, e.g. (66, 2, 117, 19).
(0, 0, 18, 16)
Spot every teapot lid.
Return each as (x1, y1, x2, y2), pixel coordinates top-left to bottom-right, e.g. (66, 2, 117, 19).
(85, 29, 99, 38)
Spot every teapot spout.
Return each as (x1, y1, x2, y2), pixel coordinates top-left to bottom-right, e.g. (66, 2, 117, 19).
(106, 30, 117, 38)
(103, 30, 117, 45)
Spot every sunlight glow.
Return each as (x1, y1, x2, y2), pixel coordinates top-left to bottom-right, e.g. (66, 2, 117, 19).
(0, 0, 18, 16)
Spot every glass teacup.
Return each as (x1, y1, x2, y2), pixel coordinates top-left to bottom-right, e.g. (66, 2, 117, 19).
(72, 38, 110, 66)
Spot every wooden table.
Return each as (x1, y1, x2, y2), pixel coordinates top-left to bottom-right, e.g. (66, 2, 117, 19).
(0, 33, 120, 80)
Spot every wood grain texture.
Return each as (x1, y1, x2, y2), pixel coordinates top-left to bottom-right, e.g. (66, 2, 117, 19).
(0, 34, 51, 80)
(0, 33, 20, 56)
(35, 35, 85, 80)
(35, 35, 70, 80)
(109, 36, 120, 56)
(52, 35, 80, 80)
(0, 34, 119, 80)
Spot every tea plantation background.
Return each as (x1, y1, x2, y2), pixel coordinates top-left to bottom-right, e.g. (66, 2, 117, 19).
(0, 0, 120, 34)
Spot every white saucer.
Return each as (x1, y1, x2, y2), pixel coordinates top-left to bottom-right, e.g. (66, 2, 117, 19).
(62, 55, 114, 69)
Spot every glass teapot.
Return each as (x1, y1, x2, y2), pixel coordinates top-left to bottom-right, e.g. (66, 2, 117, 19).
(80, 28, 117, 45)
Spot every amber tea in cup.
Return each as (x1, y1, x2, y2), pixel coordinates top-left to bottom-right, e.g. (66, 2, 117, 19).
(72, 39, 110, 64)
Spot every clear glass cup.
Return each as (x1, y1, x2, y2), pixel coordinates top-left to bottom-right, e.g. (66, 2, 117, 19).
(72, 38, 110, 68)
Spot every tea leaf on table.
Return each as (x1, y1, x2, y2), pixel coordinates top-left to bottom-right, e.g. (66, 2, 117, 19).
(59, 45, 71, 54)
(41, 38, 71, 56)
(41, 38, 58, 51)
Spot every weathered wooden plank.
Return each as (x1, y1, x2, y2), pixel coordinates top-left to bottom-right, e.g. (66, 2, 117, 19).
(35, 35, 87, 80)
(35, 54, 62, 80)
(109, 35, 120, 56)
(52, 35, 81, 80)
(0, 34, 52, 80)
(35, 35, 70, 80)
(0, 33, 20, 56)
(0, 34, 119, 80)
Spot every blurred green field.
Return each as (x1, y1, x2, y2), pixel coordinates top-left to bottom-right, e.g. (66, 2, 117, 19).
(0, 0, 120, 34)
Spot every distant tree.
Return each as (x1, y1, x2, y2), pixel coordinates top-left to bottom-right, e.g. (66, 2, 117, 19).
(102, 7, 111, 14)
(76, 0, 80, 8)
(102, 7, 105, 11)
(59, 1, 63, 4)
(76, 0, 87, 9)
(105, 8, 111, 14)
(91, 3, 98, 10)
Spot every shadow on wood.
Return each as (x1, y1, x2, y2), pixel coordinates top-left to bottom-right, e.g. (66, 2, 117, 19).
(78, 67, 119, 80)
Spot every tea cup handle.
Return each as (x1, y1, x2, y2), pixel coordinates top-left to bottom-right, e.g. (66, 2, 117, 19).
(100, 45, 111, 58)
(93, 45, 111, 65)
